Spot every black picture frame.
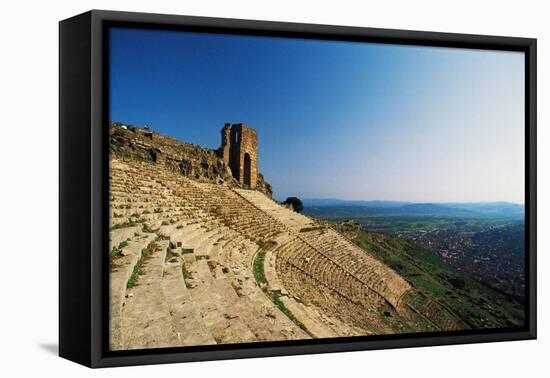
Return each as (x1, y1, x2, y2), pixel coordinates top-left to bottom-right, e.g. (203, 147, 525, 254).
(59, 9, 537, 368)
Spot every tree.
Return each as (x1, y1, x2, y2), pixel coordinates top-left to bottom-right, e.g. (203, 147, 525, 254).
(283, 197, 303, 213)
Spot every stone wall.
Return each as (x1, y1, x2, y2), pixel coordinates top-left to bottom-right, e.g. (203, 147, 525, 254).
(109, 122, 272, 196)
(219, 123, 258, 189)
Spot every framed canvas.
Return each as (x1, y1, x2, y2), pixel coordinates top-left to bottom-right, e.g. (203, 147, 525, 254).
(59, 10, 537, 368)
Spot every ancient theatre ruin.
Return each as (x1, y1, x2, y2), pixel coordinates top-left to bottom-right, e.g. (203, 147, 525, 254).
(108, 122, 463, 350)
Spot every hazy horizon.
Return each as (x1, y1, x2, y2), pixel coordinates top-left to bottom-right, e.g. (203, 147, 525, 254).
(110, 28, 525, 203)
(297, 198, 525, 206)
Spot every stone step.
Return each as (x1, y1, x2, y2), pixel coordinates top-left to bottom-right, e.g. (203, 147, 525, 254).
(161, 253, 217, 346)
(109, 232, 158, 350)
(185, 258, 257, 344)
(109, 226, 139, 251)
(118, 240, 181, 350)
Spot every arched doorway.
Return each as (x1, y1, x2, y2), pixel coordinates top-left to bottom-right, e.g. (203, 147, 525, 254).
(243, 153, 251, 188)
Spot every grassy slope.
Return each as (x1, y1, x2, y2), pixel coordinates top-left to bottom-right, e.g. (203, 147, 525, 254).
(333, 222, 525, 330)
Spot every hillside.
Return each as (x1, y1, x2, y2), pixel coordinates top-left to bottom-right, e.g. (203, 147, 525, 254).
(332, 221, 524, 328)
(108, 123, 514, 350)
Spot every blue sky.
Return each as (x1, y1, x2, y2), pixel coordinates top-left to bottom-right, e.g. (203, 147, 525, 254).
(110, 28, 525, 203)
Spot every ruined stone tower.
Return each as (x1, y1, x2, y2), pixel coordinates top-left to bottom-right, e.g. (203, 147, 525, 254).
(220, 123, 258, 189)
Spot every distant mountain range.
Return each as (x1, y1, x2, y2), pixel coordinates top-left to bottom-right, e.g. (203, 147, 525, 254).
(302, 199, 411, 208)
(302, 199, 524, 218)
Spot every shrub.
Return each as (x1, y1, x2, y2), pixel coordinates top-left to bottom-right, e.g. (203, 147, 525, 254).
(282, 197, 304, 213)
